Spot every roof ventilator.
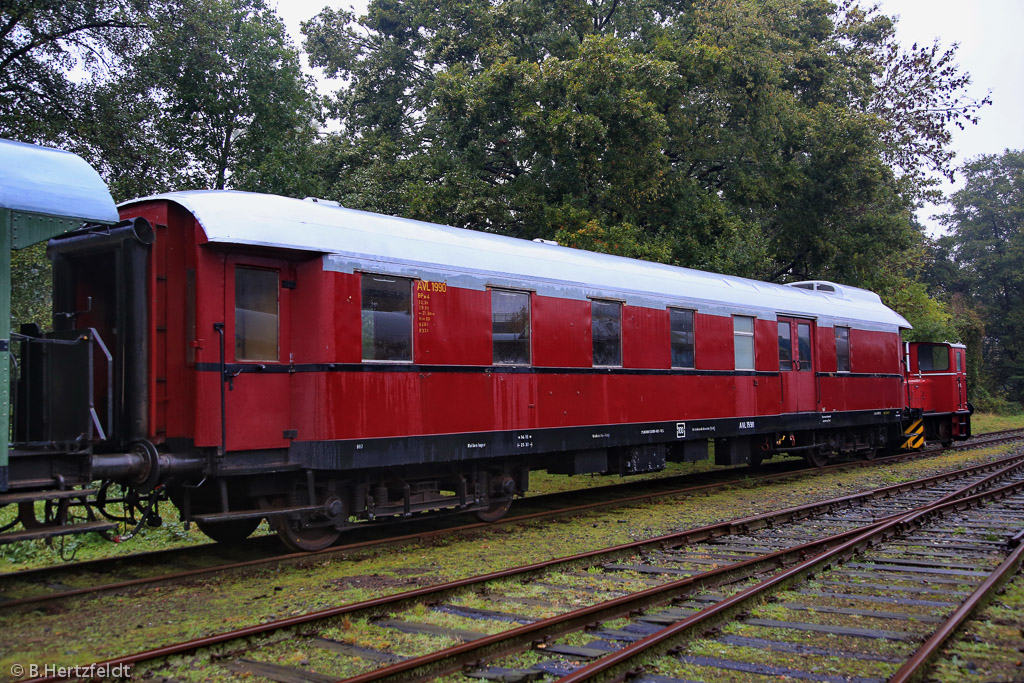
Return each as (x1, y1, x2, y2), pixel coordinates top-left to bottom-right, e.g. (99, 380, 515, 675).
(303, 197, 342, 207)
(787, 280, 841, 296)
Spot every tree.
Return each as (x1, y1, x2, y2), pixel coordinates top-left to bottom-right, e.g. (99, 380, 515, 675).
(937, 150, 1024, 404)
(74, 0, 324, 199)
(302, 0, 981, 293)
(0, 0, 150, 143)
(5, 0, 326, 332)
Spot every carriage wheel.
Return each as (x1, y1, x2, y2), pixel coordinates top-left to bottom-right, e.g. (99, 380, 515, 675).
(275, 519, 341, 552)
(474, 473, 515, 522)
(473, 495, 513, 523)
(195, 517, 261, 545)
(805, 449, 830, 468)
(261, 495, 342, 552)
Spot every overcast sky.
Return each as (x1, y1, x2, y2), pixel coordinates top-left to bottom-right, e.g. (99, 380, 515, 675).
(878, 0, 1024, 228)
(274, 0, 1024, 230)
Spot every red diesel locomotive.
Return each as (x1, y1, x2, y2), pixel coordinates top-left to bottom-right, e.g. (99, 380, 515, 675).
(8, 190, 971, 550)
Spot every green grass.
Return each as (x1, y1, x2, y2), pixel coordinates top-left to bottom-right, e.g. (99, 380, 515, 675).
(932, 569, 1024, 682)
(972, 411, 1024, 433)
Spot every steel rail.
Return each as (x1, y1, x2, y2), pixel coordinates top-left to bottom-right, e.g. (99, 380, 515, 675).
(888, 533, 1024, 682)
(5, 430, 1019, 613)
(552, 476, 1024, 683)
(24, 451, 1024, 683)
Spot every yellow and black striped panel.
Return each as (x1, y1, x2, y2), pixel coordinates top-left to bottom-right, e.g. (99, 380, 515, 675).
(901, 419, 925, 450)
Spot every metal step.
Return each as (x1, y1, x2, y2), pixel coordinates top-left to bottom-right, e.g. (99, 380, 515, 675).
(0, 520, 117, 545)
(0, 488, 97, 506)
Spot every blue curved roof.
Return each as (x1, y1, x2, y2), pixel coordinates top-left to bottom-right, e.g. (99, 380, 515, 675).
(123, 190, 911, 332)
(0, 138, 118, 224)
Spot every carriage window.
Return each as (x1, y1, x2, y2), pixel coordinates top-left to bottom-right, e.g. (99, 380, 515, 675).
(778, 322, 792, 371)
(733, 315, 755, 370)
(956, 351, 962, 372)
(361, 275, 412, 361)
(670, 308, 695, 368)
(235, 267, 279, 361)
(918, 344, 950, 372)
(492, 289, 531, 365)
(796, 322, 812, 371)
(592, 300, 621, 367)
(835, 326, 850, 372)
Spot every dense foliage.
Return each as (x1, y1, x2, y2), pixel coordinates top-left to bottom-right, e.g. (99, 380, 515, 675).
(2, 0, 321, 199)
(3, 0, 323, 322)
(0, 0, 148, 143)
(932, 150, 1024, 408)
(303, 0, 984, 289)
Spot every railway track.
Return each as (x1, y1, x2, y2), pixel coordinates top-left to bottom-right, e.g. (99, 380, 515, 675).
(25, 443, 1024, 682)
(2, 429, 1020, 612)
(2, 430, 1020, 613)
(550, 476, 1024, 683)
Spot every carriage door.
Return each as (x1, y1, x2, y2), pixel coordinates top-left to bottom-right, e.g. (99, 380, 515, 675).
(224, 257, 293, 451)
(777, 317, 817, 413)
(954, 347, 967, 411)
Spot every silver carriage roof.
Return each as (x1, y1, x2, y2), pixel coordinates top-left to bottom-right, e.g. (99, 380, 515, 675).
(121, 190, 910, 331)
(0, 138, 118, 224)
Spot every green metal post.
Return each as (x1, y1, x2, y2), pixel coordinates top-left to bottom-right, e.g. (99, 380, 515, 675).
(0, 138, 120, 493)
(0, 208, 10, 491)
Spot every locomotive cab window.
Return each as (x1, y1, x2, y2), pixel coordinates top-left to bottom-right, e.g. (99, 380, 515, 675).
(670, 308, 695, 368)
(592, 300, 622, 367)
(235, 267, 279, 361)
(492, 289, 531, 365)
(918, 344, 950, 372)
(362, 275, 413, 361)
(835, 326, 851, 372)
(733, 315, 755, 370)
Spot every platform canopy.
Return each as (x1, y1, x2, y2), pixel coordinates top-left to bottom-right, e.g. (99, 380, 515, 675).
(0, 137, 119, 247)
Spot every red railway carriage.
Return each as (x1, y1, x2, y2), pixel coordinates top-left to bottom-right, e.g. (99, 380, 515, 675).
(12, 190, 969, 549)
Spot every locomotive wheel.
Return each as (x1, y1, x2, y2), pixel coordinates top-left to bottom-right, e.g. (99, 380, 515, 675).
(195, 517, 260, 545)
(473, 496, 513, 523)
(938, 420, 953, 448)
